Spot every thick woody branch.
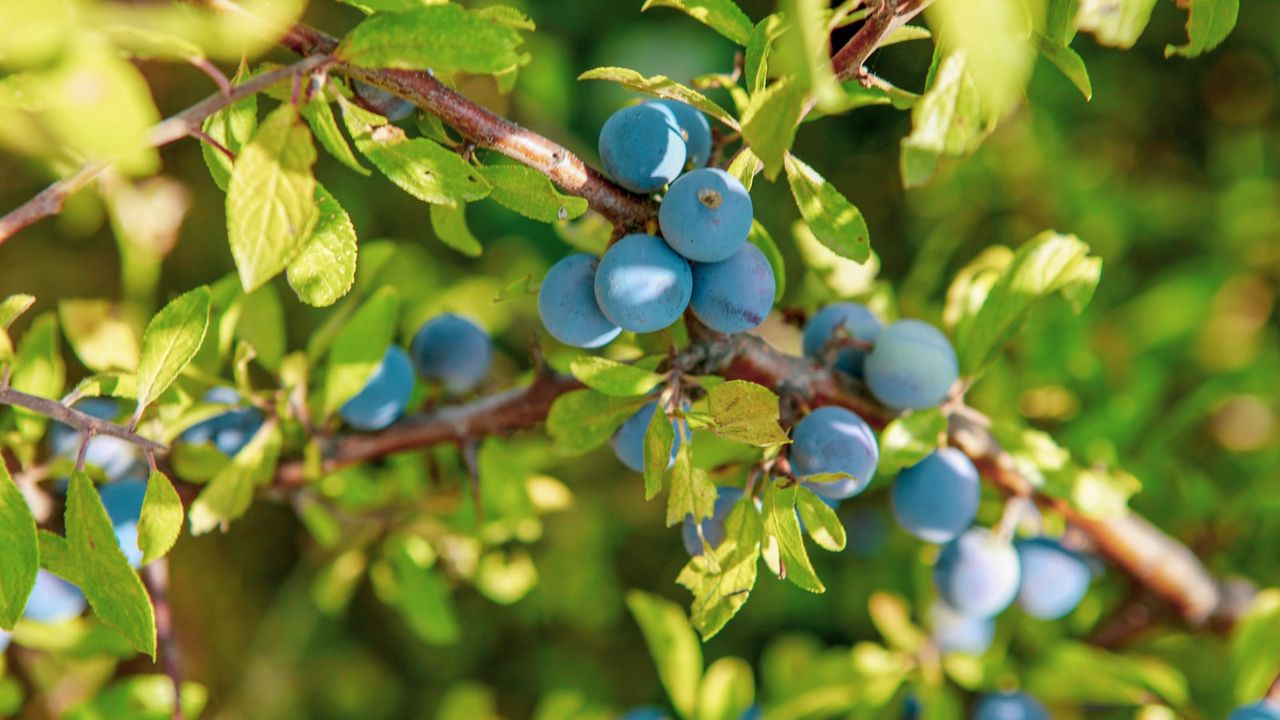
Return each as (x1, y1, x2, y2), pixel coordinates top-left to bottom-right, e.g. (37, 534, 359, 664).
(0, 385, 165, 452)
(0, 55, 331, 246)
(268, 20, 658, 232)
(274, 331, 1246, 630)
(830, 0, 934, 84)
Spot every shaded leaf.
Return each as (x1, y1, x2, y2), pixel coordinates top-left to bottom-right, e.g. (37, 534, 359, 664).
(795, 486, 845, 552)
(189, 422, 282, 535)
(338, 4, 525, 75)
(1035, 34, 1092, 100)
(644, 405, 676, 500)
(481, 163, 588, 223)
(626, 590, 704, 718)
(301, 97, 369, 176)
(547, 389, 649, 456)
(677, 501, 762, 639)
(1165, 0, 1238, 58)
(322, 287, 399, 418)
(741, 77, 804, 180)
(429, 201, 483, 257)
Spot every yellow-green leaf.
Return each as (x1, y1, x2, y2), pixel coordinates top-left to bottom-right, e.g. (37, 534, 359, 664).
(641, 0, 753, 45)
(134, 286, 211, 413)
(578, 66, 737, 128)
(0, 461, 38, 629)
(337, 4, 524, 76)
(58, 300, 139, 372)
(785, 153, 870, 263)
(707, 380, 790, 446)
(626, 590, 704, 718)
(322, 287, 399, 418)
(287, 184, 359, 308)
(137, 470, 183, 565)
(741, 77, 804, 180)
(569, 356, 666, 398)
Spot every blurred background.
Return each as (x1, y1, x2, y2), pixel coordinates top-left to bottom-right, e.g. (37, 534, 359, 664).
(0, 0, 1277, 718)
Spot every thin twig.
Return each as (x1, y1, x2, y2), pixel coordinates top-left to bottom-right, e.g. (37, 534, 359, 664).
(189, 56, 233, 98)
(188, 128, 236, 162)
(142, 559, 185, 720)
(0, 54, 331, 245)
(0, 386, 165, 451)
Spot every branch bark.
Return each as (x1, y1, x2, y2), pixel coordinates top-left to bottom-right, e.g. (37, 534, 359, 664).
(0, 385, 165, 452)
(275, 330, 1246, 630)
(830, 0, 934, 84)
(0, 54, 331, 246)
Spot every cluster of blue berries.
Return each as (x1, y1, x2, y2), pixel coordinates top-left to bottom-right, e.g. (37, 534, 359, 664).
(333, 313, 493, 432)
(538, 100, 775, 348)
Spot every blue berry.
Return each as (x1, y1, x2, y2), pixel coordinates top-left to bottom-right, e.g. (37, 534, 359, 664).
(933, 528, 1021, 618)
(891, 448, 980, 544)
(48, 398, 139, 480)
(99, 478, 147, 568)
(410, 314, 493, 394)
(659, 168, 752, 263)
(352, 80, 415, 122)
(929, 601, 994, 654)
(611, 402, 682, 473)
(1230, 702, 1280, 720)
(802, 303, 883, 377)
(537, 254, 622, 348)
(790, 406, 879, 499)
(689, 244, 775, 333)
(0, 630, 8, 653)
(595, 234, 692, 333)
(682, 486, 744, 556)
(341, 346, 415, 431)
(23, 570, 86, 624)
(599, 104, 686, 193)
(620, 707, 672, 720)
(1015, 537, 1091, 620)
(181, 387, 264, 457)
(973, 692, 1049, 720)
(654, 100, 712, 168)
(864, 320, 959, 410)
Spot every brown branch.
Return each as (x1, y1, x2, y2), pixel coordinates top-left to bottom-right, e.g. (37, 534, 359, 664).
(273, 329, 1247, 630)
(0, 55, 331, 246)
(830, 0, 935, 84)
(142, 559, 185, 720)
(0, 385, 166, 452)
(264, 20, 657, 232)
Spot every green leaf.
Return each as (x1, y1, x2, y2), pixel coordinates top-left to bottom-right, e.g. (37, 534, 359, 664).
(134, 286, 211, 414)
(36, 530, 79, 585)
(341, 96, 491, 204)
(226, 103, 319, 292)
(956, 231, 1101, 375)
(626, 590, 704, 718)
(10, 312, 66, 441)
(668, 433, 717, 527)
(200, 71, 257, 192)
(644, 405, 676, 501)
(188, 422, 282, 535)
(58, 299, 139, 372)
(706, 380, 790, 447)
(761, 483, 823, 592)
(925, 0, 1036, 119)
(1230, 588, 1280, 704)
(481, 164, 589, 223)
(0, 461, 38, 629)
(868, 592, 928, 653)
(726, 146, 763, 191)
(64, 675, 208, 720)
(301, 97, 369, 176)
(1165, 0, 1238, 58)
(385, 540, 460, 645)
(899, 51, 993, 188)
(677, 501, 762, 639)
(785, 154, 870, 263)
(323, 287, 399, 418)
(695, 657, 756, 720)
(45, 45, 161, 175)
(1068, 467, 1140, 520)
(1035, 34, 1092, 101)
(547, 390, 649, 456)
(233, 284, 285, 372)
(878, 409, 947, 476)
(569, 356, 666, 398)
(337, 4, 524, 75)
(744, 14, 785, 93)
(578, 67, 737, 128)
(0, 294, 36, 328)
(640, 0, 753, 45)
(429, 201, 483, 257)
(747, 220, 786, 301)
(137, 471, 183, 566)
(66, 471, 156, 657)
(1075, 0, 1157, 49)
(741, 77, 805, 180)
(1025, 642, 1187, 707)
(287, 184, 359, 308)
(795, 486, 845, 552)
